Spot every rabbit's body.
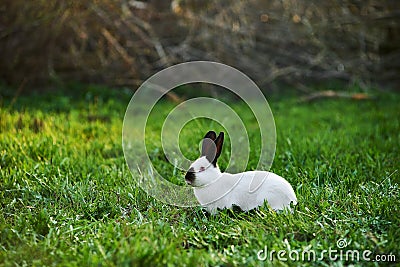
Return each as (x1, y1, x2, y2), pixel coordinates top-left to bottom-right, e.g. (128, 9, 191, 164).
(194, 170, 297, 214)
(185, 131, 297, 214)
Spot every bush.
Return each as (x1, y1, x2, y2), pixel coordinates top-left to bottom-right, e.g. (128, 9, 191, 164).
(0, 0, 399, 90)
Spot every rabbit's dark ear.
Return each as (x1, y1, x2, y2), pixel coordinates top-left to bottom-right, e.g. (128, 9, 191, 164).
(203, 131, 217, 141)
(202, 131, 217, 163)
(213, 132, 224, 165)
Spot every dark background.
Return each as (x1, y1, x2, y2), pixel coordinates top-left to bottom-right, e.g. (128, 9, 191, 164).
(1, 0, 399, 93)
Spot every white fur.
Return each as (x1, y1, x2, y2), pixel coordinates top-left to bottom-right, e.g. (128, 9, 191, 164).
(188, 156, 297, 214)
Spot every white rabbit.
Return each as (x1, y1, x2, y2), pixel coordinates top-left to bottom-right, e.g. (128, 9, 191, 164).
(185, 131, 297, 214)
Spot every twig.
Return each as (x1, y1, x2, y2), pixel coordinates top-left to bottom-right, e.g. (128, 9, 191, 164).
(299, 90, 373, 102)
(101, 28, 139, 77)
(146, 82, 183, 103)
(125, 10, 171, 67)
(8, 78, 27, 110)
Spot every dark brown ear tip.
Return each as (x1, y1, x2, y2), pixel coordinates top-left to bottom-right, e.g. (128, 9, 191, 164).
(204, 131, 217, 140)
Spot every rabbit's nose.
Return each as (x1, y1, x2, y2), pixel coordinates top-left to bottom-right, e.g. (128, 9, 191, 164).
(185, 167, 195, 185)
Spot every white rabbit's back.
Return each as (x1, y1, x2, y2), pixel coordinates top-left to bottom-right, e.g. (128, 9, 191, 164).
(195, 171, 297, 213)
(231, 171, 296, 211)
(255, 171, 297, 211)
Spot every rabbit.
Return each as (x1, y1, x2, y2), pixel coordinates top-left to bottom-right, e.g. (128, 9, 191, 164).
(185, 131, 297, 214)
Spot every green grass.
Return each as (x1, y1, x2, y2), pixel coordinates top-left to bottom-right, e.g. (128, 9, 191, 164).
(0, 87, 399, 266)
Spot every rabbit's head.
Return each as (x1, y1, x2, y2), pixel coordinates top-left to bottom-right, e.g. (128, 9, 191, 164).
(185, 131, 224, 187)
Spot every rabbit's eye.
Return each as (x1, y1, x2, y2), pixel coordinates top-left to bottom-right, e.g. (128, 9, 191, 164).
(199, 166, 205, 172)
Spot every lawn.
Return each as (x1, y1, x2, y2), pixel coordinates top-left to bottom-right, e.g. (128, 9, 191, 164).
(0, 86, 399, 266)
